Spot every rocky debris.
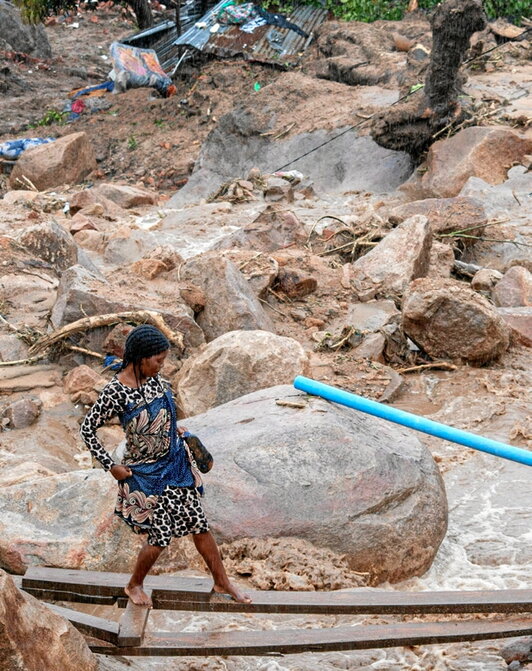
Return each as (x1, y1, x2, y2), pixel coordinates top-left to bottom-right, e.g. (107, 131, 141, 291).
(415, 127, 532, 198)
(493, 266, 531, 307)
(403, 278, 510, 364)
(497, 307, 532, 347)
(63, 365, 106, 405)
(2, 190, 41, 206)
(103, 226, 162, 266)
(175, 330, 309, 416)
(181, 253, 274, 342)
(215, 204, 307, 253)
(0, 470, 196, 575)
(219, 250, 279, 299)
(69, 188, 126, 221)
(220, 536, 368, 591)
(9, 132, 97, 191)
(130, 258, 168, 280)
(71, 229, 106, 253)
(0, 397, 42, 429)
(92, 183, 158, 209)
(350, 214, 432, 301)
(426, 241, 455, 279)
(471, 268, 503, 291)
(500, 636, 532, 665)
(263, 175, 294, 203)
(276, 268, 318, 299)
(389, 196, 487, 240)
(347, 299, 400, 333)
(50, 264, 204, 349)
(0, 570, 97, 671)
(0, 1, 52, 59)
(184, 384, 447, 584)
(69, 213, 98, 234)
(102, 324, 134, 357)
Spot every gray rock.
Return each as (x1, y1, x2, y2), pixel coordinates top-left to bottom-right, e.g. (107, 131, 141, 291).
(351, 215, 432, 301)
(500, 636, 532, 664)
(176, 330, 310, 416)
(0, 0, 52, 58)
(346, 300, 400, 332)
(493, 266, 531, 308)
(0, 334, 29, 362)
(185, 385, 448, 584)
(182, 253, 274, 341)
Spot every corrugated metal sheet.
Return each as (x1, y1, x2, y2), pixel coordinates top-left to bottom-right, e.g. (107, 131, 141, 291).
(174, 3, 328, 67)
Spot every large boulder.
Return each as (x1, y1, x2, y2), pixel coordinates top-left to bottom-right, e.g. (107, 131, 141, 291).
(0, 0, 52, 59)
(51, 265, 204, 350)
(181, 253, 274, 341)
(185, 385, 448, 584)
(0, 470, 193, 574)
(403, 278, 510, 364)
(176, 330, 310, 416)
(350, 214, 432, 301)
(9, 132, 97, 191)
(0, 570, 97, 671)
(92, 183, 158, 209)
(418, 127, 532, 198)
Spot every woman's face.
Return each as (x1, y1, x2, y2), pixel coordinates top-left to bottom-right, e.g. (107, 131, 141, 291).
(140, 350, 168, 378)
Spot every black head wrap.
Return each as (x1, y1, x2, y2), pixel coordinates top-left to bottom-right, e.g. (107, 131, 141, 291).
(122, 325, 170, 369)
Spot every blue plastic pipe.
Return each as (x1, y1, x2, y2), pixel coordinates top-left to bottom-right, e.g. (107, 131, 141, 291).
(293, 376, 532, 467)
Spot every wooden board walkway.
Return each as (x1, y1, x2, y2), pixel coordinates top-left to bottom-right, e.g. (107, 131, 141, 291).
(22, 567, 532, 614)
(18, 567, 532, 657)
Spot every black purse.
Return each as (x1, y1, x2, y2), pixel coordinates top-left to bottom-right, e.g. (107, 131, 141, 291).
(183, 433, 213, 474)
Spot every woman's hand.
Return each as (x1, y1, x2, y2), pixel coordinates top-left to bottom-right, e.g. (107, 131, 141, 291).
(177, 425, 188, 437)
(110, 464, 133, 481)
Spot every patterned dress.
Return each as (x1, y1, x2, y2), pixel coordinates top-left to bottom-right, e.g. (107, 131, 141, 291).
(80, 374, 209, 547)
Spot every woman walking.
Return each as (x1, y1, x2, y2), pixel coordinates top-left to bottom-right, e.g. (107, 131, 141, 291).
(80, 324, 250, 607)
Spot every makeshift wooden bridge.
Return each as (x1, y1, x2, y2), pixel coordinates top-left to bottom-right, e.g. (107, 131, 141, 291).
(19, 567, 532, 657)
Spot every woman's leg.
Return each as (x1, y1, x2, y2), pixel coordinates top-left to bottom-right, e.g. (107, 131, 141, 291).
(125, 542, 164, 607)
(192, 531, 252, 603)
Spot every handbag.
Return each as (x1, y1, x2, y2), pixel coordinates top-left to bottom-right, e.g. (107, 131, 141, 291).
(182, 432, 213, 474)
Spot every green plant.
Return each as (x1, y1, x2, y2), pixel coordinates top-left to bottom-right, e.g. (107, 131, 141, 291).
(154, 119, 165, 127)
(127, 135, 138, 151)
(29, 108, 68, 128)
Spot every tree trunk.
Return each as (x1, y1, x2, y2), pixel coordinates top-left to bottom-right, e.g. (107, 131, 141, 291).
(127, 0, 154, 30)
(371, 0, 486, 159)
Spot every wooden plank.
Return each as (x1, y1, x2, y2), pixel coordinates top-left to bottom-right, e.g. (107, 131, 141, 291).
(22, 585, 118, 606)
(118, 590, 152, 647)
(89, 618, 532, 656)
(45, 603, 119, 645)
(22, 566, 211, 601)
(22, 567, 532, 616)
(151, 587, 532, 615)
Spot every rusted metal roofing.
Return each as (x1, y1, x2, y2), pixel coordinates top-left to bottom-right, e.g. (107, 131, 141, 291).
(173, 2, 329, 67)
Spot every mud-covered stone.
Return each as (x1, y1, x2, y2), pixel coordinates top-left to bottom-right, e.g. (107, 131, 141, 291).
(93, 183, 158, 209)
(497, 307, 532, 347)
(175, 330, 309, 416)
(471, 268, 503, 291)
(1, 397, 42, 429)
(276, 268, 318, 298)
(403, 277, 510, 364)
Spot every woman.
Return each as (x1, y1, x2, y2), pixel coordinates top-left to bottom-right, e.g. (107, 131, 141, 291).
(80, 324, 250, 607)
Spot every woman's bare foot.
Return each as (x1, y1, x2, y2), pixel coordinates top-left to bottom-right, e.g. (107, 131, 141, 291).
(212, 582, 252, 604)
(125, 583, 153, 608)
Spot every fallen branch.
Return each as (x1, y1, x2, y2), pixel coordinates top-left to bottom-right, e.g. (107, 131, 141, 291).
(0, 354, 47, 367)
(29, 311, 184, 355)
(397, 362, 457, 374)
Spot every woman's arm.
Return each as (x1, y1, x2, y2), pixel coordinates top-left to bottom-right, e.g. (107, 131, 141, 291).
(80, 385, 122, 472)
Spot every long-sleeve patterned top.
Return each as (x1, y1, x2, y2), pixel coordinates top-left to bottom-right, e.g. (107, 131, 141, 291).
(80, 375, 193, 489)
